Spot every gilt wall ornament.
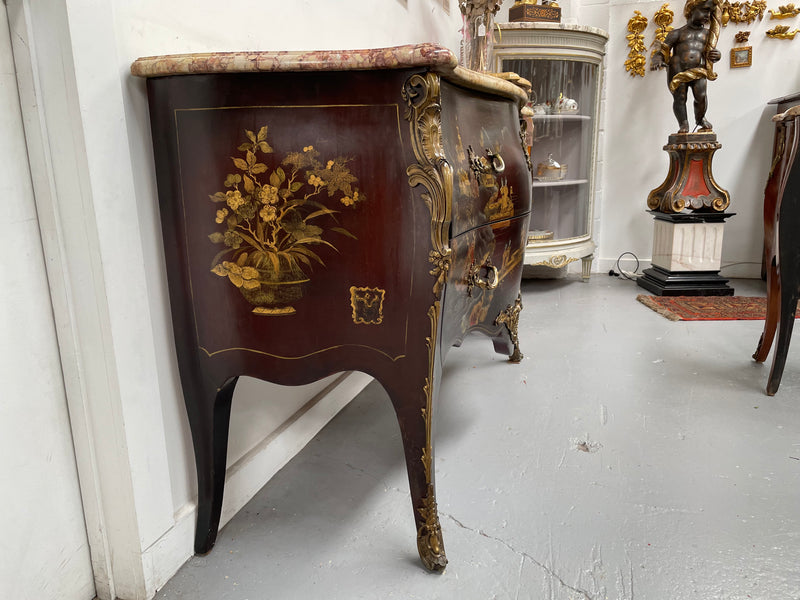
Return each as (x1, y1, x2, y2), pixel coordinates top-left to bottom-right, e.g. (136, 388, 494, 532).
(208, 125, 367, 315)
(732, 31, 752, 68)
(721, 0, 767, 25)
(766, 24, 800, 37)
(769, 3, 800, 18)
(650, 4, 675, 70)
(625, 11, 649, 77)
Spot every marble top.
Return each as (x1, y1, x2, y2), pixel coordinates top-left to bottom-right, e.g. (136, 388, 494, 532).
(130, 43, 529, 106)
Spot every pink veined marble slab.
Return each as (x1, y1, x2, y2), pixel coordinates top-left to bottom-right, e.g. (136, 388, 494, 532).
(130, 43, 529, 106)
(131, 43, 456, 77)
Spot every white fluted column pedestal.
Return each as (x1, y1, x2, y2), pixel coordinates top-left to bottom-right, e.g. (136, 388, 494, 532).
(637, 211, 735, 296)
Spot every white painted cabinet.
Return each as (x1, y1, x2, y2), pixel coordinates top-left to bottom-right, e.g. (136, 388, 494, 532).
(493, 23, 607, 279)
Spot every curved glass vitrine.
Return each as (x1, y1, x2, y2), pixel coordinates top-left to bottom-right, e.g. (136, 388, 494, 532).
(493, 23, 608, 279)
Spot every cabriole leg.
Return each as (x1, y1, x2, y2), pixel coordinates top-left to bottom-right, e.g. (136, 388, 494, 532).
(187, 376, 238, 554)
(378, 324, 448, 571)
(495, 293, 524, 363)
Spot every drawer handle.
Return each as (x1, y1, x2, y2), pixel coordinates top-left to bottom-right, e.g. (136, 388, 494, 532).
(467, 261, 499, 296)
(487, 150, 505, 174)
(468, 146, 505, 178)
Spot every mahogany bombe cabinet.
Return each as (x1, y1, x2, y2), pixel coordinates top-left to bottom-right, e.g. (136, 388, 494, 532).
(132, 44, 531, 571)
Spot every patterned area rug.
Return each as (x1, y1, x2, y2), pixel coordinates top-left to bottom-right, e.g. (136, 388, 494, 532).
(636, 295, 774, 321)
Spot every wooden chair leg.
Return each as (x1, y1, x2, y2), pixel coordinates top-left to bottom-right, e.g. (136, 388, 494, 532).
(754, 256, 780, 362)
(187, 376, 238, 554)
(767, 293, 798, 396)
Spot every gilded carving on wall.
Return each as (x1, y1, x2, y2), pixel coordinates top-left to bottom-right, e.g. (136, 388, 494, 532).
(625, 11, 649, 77)
(349, 286, 385, 325)
(208, 125, 367, 315)
(650, 4, 675, 70)
(769, 3, 800, 18)
(721, 0, 766, 24)
(766, 24, 800, 37)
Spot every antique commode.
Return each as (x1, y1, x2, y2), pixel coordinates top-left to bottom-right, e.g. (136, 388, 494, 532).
(131, 44, 532, 570)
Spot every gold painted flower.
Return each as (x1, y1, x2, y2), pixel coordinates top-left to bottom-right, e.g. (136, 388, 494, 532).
(215, 208, 229, 223)
(259, 205, 277, 222)
(223, 230, 242, 249)
(226, 189, 245, 211)
(258, 185, 279, 205)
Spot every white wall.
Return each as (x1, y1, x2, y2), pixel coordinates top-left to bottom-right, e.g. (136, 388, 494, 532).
(6, 1, 462, 599)
(0, 5, 94, 599)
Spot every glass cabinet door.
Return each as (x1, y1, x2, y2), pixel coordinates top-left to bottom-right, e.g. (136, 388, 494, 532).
(493, 24, 608, 279)
(502, 58, 597, 241)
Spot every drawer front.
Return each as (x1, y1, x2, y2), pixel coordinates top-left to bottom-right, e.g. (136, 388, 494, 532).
(440, 80, 532, 238)
(441, 214, 529, 349)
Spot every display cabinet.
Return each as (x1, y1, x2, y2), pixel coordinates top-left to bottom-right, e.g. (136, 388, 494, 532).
(493, 23, 608, 278)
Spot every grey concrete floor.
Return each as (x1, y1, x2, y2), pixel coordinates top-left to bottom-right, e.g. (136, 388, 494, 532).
(155, 276, 800, 600)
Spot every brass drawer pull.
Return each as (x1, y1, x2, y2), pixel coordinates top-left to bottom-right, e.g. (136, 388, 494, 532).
(468, 146, 505, 178)
(487, 150, 505, 173)
(467, 261, 499, 296)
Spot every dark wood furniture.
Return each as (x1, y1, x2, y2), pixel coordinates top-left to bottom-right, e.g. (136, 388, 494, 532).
(132, 44, 531, 570)
(753, 101, 800, 395)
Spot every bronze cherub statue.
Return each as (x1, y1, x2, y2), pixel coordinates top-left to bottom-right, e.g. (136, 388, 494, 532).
(651, 0, 723, 133)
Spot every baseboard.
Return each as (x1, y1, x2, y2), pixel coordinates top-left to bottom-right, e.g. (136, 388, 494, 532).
(141, 371, 373, 599)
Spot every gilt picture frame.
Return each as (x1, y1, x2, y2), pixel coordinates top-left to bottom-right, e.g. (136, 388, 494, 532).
(730, 46, 753, 68)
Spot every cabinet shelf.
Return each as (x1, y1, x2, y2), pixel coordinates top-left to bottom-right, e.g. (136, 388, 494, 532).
(532, 114, 591, 122)
(533, 178, 589, 188)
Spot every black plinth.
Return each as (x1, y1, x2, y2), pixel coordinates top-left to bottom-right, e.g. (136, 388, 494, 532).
(638, 265, 734, 296)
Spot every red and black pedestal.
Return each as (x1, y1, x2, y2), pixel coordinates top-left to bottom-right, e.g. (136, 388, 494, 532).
(639, 132, 734, 296)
